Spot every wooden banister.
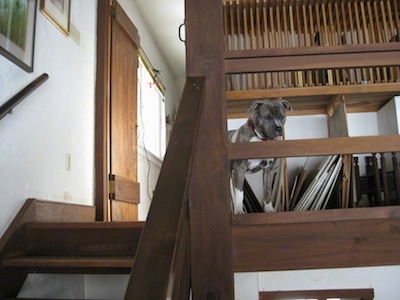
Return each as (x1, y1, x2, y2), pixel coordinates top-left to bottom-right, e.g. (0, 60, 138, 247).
(225, 43, 400, 74)
(0, 73, 49, 121)
(229, 135, 400, 160)
(125, 77, 205, 299)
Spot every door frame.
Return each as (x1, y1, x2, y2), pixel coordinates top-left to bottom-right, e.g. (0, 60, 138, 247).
(94, 0, 110, 221)
(94, 0, 140, 221)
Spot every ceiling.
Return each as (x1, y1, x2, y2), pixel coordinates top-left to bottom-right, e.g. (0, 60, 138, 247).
(134, 0, 186, 80)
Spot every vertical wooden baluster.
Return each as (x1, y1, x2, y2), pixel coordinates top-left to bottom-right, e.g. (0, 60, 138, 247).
(243, 2, 252, 89)
(380, 153, 390, 205)
(354, 1, 368, 82)
(372, 153, 382, 206)
(334, 2, 346, 84)
(392, 0, 400, 82)
(276, 2, 284, 88)
(322, 2, 334, 85)
(354, 156, 361, 205)
(340, 2, 352, 84)
(321, 2, 329, 45)
(289, 2, 296, 87)
(270, 4, 278, 88)
(295, 0, 303, 47)
(249, 1, 258, 89)
(308, 2, 317, 86)
(315, 2, 325, 85)
(367, 0, 381, 83)
(386, 0, 396, 81)
(283, 0, 293, 87)
(235, 0, 244, 89)
(380, 0, 394, 81)
(230, 1, 239, 90)
(360, 0, 375, 83)
(223, 2, 229, 50)
(394, 0, 400, 31)
(380, 0, 390, 42)
(327, 2, 339, 85)
(289, 4, 302, 86)
(295, 0, 304, 87)
(223, 1, 231, 90)
(262, 0, 272, 88)
(256, 0, 266, 89)
(303, 2, 312, 86)
(322, 2, 333, 85)
(392, 152, 400, 200)
(374, 0, 388, 83)
(348, 1, 362, 83)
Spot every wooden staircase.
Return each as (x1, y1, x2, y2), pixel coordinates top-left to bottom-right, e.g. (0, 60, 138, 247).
(0, 199, 144, 298)
(2, 0, 400, 299)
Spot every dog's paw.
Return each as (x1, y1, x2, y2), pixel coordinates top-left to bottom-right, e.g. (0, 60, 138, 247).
(263, 202, 275, 212)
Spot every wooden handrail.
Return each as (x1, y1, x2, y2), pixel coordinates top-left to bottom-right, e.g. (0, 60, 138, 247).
(0, 73, 49, 121)
(125, 77, 205, 299)
(229, 135, 400, 160)
(225, 43, 400, 73)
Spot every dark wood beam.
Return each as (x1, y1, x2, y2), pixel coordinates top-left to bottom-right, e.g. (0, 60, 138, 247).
(186, 0, 234, 298)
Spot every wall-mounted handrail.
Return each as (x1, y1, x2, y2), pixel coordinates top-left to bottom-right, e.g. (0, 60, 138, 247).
(0, 73, 49, 121)
(125, 77, 205, 299)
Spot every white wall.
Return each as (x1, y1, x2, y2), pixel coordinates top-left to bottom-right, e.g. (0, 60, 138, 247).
(1, 1, 97, 298)
(0, 1, 97, 237)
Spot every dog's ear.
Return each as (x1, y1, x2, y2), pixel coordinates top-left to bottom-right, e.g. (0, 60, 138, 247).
(247, 100, 265, 116)
(281, 99, 293, 111)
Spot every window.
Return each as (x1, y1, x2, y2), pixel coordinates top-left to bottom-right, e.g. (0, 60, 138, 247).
(137, 54, 166, 159)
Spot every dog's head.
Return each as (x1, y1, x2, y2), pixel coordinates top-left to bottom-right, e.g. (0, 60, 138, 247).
(247, 99, 292, 140)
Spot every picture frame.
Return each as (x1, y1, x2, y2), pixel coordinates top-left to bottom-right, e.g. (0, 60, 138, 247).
(40, 0, 70, 36)
(0, 0, 38, 72)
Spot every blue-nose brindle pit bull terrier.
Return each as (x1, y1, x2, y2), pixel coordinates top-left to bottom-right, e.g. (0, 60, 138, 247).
(228, 99, 292, 214)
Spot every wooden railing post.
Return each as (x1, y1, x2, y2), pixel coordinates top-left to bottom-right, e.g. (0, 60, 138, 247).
(186, 0, 234, 298)
(125, 77, 205, 299)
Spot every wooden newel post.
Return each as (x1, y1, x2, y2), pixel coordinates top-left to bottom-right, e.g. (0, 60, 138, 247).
(185, 0, 234, 298)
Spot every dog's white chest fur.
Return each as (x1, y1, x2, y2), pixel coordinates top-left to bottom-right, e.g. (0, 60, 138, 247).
(247, 136, 264, 170)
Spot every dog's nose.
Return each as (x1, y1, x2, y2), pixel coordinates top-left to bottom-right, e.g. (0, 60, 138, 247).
(276, 126, 282, 133)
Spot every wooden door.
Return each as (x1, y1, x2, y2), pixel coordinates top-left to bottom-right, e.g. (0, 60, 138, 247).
(109, 2, 140, 221)
(95, 1, 140, 221)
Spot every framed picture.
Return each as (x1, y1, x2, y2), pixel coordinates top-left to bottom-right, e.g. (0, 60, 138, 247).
(40, 0, 70, 36)
(0, 0, 38, 72)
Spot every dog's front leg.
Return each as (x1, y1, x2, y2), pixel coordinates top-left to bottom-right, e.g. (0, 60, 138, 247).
(230, 161, 246, 214)
(263, 159, 280, 212)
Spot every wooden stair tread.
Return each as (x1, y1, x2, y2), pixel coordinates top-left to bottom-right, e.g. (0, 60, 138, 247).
(25, 221, 145, 229)
(3, 256, 134, 268)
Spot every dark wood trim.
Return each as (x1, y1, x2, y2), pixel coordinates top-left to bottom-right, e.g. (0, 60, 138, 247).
(259, 288, 374, 300)
(186, 0, 234, 297)
(125, 77, 205, 299)
(94, 0, 111, 221)
(229, 135, 400, 160)
(232, 205, 400, 226)
(225, 43, 400, 73)
(114, 2, 140, 48)
(226, 82, 400, 102)
(226, 42, 400, 59)
(232, 209, 400, 272)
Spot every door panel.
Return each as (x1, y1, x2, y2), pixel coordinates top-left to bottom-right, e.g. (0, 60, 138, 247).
(109, 2, 140, 221)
